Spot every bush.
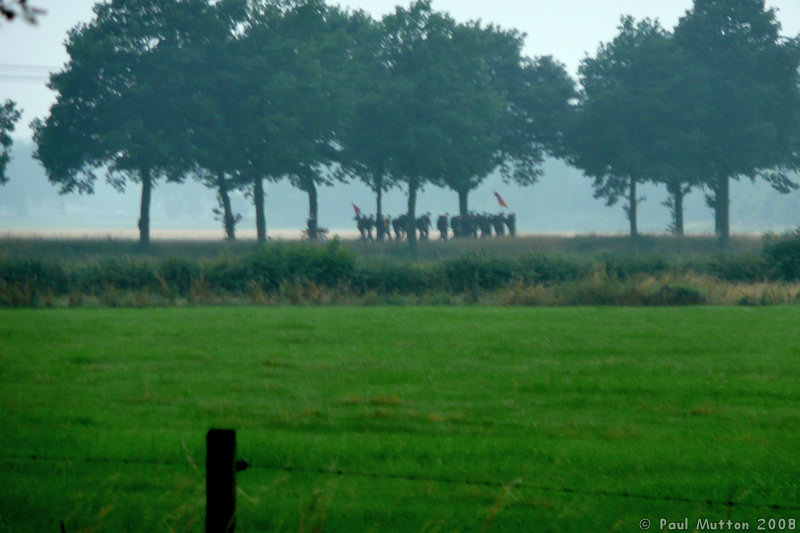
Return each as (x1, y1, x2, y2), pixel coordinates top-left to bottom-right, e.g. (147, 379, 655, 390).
(353, 261, 438, 295)
(764, 229, 800, 281)
(441, 254, 515, 293)
(701, 254, 767, 282)
(515, 254, 589, 284)
(75, 259, 161, 292)
(158, 257, 201, 295)
(644, 284, 706, 306)
(600, 255, 670, 280)
(0, 259, 69, 293)
(204, 257, 250, 293)
(246, 239, 355, 292)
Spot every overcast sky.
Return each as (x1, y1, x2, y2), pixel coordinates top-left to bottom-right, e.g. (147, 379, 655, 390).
(2, 0, 800, 141)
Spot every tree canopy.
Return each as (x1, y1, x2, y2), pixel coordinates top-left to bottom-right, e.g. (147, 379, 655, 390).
(674, 0, 800, 244)
(432, 27, 575, 217)
(33, 0, 214, 244)
(348, 0, 574, 245)
(567, 0, 800, 241)
(570, 17, 687, 237)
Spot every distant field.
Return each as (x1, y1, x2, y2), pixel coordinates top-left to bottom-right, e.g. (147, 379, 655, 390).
(0, 233, 765, 263)
(1, 306, 799, 532)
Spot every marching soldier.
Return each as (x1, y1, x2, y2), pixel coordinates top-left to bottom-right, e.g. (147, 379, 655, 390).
(505, 213, 516, 237)
(364, 214, 375, 241)
(468, 212, 479, 238)
(382, 216, 392, 241)
(491, 214, 505, 237)
(450, 215, 462, 238)
(478, 212, 492, 238)
(437, 213, 449, 240)
(416, 213, 431, 240)
(356, 213, 366, 240)
(393, 213, 407, 240)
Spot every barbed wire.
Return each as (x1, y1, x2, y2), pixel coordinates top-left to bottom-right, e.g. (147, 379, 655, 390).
(3, 453, 799, 512)
(243, 462, 800, 511)
(1, 453, 191, 468)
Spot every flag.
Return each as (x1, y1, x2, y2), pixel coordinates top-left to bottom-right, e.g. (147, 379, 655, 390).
(352, 203, 361, 219)
(494, 192, 509, 208)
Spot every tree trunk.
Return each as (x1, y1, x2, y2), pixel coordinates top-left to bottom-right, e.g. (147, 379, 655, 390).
(254, 177, 266, 244)
(675, 186, 685, 237)
(407, 178, 418, 248)
(717, 174, 730, 247)
(376, 178, 384, 241)
(306, 179, 318, 240)
(138, 167, 152, 246)
(709, 179, 723, 236)
(628, 176, 638, 238)
(458, 188, 469, 217)
(218, 174, 236, 241)
(667, 182, 685, 236)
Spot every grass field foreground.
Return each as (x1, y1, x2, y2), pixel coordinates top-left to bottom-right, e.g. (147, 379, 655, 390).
(1, 306, 799, 531)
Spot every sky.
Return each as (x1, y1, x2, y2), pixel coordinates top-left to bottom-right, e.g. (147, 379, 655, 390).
(2, 0, 800, 140)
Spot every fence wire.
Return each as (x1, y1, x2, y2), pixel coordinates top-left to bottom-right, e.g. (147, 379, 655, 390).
(243, 462, 800, 511)
(4, 453, 798, 512)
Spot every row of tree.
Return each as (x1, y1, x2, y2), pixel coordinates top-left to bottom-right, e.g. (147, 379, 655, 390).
(5, 0, 800, 246)
(572, 3, 800, 245)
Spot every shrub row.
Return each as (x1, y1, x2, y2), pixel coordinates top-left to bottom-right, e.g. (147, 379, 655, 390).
(0, 240, 356, 304)
(764, 229, 800, 281)
(2, 233, 799, 306)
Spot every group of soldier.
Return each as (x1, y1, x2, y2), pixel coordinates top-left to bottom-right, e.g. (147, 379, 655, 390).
(355, 211, 516, 241)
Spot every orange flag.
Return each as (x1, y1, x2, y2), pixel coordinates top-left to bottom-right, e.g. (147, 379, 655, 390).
(494, 192, 509, 208)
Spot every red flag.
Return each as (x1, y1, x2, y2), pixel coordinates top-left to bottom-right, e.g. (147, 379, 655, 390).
(494, 192, 509, 208)
(352, 203, 362, 218)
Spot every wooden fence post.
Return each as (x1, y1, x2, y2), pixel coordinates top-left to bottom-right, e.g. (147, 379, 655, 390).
(206, 429, 237, 533)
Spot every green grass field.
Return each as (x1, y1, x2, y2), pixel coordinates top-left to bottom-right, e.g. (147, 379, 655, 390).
(1, 306, 799, 532)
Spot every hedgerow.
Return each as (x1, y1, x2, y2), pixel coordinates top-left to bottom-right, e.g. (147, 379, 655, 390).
(764, 229, 800, 281)
(2, 232, 800, 306)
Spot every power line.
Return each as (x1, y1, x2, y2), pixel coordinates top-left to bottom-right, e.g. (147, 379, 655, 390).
(0, 74, 49, 81)
(0, 63, 58, 70)
(0, 64, 56, 82)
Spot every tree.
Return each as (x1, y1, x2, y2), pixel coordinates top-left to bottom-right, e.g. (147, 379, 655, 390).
(195, 0, 351, 243)
(436, 44, 575, 218)
(339, 5, 512, 237)
(570, 17, 706, 238)
(334, 10, 397, 240)
(279, 1, 355, 240)
(33, 0, 209, 245)
(193, 170, 242, 241)
(376, 0, 527, 246)
(421, 20, 504, 218)
(165, 0, 248, 240)
(0, 100, 21, 185)
(674, 0, 800, 245)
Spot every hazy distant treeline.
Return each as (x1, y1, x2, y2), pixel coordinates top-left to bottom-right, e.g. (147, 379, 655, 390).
(5, 0, 799, 246)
